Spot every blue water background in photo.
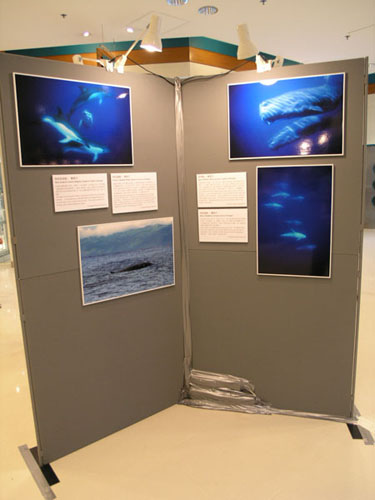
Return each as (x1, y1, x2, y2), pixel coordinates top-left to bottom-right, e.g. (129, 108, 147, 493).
(228, 74, 344, 159)
(15, 74, 133, 165)
(79, 221, 174, 305)
(257, 166, 333, 277)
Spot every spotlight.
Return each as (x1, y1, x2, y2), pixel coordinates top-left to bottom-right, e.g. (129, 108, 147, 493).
(140, 14, 162, 52)
(237, 24, 258, 60)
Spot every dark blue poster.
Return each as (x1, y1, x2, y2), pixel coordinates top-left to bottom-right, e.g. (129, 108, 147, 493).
(257, 165, 333, 278)
(14, 73, 133, 167)
(228, 73, 344, 160)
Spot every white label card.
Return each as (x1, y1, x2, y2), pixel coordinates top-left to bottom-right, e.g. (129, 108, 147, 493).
(196, 172, 247, 207)
(198, 209, 248, 243)
(111, 173, 158, 214)
(52, 174, 108, 213)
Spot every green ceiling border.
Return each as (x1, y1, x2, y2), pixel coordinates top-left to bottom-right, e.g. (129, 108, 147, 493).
(4, 36, 373, 81)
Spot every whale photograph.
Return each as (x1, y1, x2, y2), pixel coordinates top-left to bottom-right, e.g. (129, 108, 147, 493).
(257, 165, 333, 278)
(13, 73, 133, 166)
(77, 217, 175, 305)
(228, 73, 344, 159)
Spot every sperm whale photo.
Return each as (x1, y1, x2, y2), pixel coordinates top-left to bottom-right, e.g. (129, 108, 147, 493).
(228, 73, 344, 159)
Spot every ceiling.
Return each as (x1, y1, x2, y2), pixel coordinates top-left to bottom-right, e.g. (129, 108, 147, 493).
(1, 0, 374, 71)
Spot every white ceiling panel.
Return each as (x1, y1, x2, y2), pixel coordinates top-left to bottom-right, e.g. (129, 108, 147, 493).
(0, 0, 373, 70)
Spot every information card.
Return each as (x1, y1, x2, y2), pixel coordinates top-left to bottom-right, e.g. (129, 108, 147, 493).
(198, 209, 248, 243)
(196, 172, 247, 207)
(111, 172, 158, 214)
(52, 174, 108, 213)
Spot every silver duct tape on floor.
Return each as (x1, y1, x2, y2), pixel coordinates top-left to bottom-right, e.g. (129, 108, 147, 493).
(180, 368, 360, 425)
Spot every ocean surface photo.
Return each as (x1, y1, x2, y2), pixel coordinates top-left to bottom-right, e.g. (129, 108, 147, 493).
(14, 73, 133, 166)
(257, 165, 333, 278)
(228, 73, 344, 160)
(78, 218, 174, 305)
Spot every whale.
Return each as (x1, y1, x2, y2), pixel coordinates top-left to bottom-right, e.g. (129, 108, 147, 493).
(110, 262, 152, 274)
(259, 81, 342, 124)
(268, 115, 329, 150)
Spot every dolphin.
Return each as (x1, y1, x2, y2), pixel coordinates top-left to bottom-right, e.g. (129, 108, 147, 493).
(259, 82, 342, 124)
(263, 202, 283, 209)
(271, 191, 290, 199)
(280, 229, 307, 241)
(68, 86, 110, 118)
(63, 142, 109, 162)
(285, 219, 303, 225)
(297, 244, 316, 251)
(79, 109, 94, 128)
(42, 114, 86, 145)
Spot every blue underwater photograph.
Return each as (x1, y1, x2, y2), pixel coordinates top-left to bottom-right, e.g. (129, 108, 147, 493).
(228, 73, 344, 159)
(257, 165, 333, 278)
(14, 73, 133, 166)
(78, 218, 175, 305)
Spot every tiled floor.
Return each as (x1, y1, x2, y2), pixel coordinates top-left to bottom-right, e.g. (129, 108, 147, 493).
(0, 231, 374, 500)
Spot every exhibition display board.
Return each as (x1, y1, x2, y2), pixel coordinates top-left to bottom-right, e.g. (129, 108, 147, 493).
(0, 52, 367, 464)
(0, 53, 184, 464)
(184, 58, 367, 417)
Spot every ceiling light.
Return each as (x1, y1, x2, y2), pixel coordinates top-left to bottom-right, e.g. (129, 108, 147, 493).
(140, 14, 162, 52)
(237, 24, 258, 60)
(82, 31, 91, 37)
(198, 6, 218, 15)
(126, 27, 134, 33)
(74, 14, 163, 73)
(167, 0, 189, 5)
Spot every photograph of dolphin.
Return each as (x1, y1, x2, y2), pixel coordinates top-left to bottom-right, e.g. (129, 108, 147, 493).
(228, 73, 344, 159)
(14, 73, 133, 166)
(257, 165, 333, 278)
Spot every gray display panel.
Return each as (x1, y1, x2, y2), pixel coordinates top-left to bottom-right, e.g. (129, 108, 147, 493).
(0, 53, 184, 464)
(183, 58, 367, 417)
